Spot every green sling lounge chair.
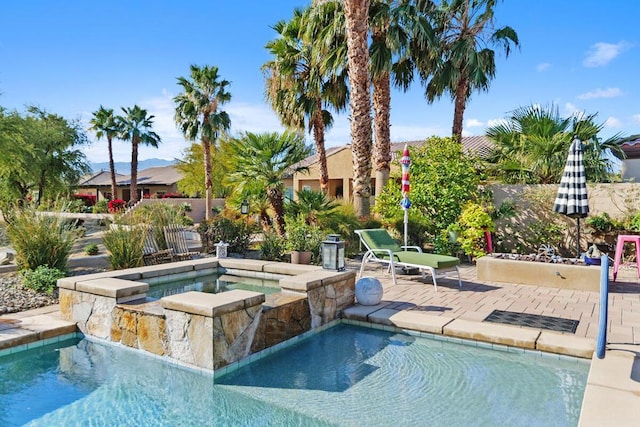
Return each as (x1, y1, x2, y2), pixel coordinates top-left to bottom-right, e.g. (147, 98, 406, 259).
(354, 229, 461, 291)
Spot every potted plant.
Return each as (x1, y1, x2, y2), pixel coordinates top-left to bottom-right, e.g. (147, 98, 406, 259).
(285, 215, 323, 264)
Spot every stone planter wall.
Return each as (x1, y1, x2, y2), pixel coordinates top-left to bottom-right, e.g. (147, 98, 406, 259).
(476, 256, 601, 292)
(58, 258, 356, 371)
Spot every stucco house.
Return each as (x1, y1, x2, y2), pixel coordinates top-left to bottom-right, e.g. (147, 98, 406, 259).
(76, 165, 182, 201)
(287, 136, 492, 201)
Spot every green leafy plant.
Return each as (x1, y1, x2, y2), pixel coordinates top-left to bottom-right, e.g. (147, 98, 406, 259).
(585, 213, 616, 233)
(450, 202, 495, 259)
(21, 265, 65, 294)
(93, 200, 109, 213)
(5, 204, 81, 271)
(198, 216, 255, 255)
(629, 212, 640, 232)
(84, 243, 99, 256)
(284, 215, 324, 264)
(259, 230, 286, 261)
(102, 224, 145, 269)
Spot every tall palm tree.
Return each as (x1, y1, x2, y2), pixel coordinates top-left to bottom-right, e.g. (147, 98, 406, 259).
(117, 106, 161, 204)
(174, 65, 232, 221)
(344, 0, 373, 217)
(263, 7, 348, 195)
(225, 131, 310, 236)
(89, 106, 119, 199)
(418, 0, 519, 140)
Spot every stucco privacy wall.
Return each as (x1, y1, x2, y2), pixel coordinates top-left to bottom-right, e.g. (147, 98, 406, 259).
(489, 183, 640, 254)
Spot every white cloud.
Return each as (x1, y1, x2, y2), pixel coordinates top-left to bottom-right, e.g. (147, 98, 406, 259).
(536, 62, 551, 72)
(465, 118, 484, 128)
(564, 103, 580, 115)
(486, 118, 507, 128)
(583, 41, 631, 67)
(632, 114, 640, 124)
(577, 87, 622, 100)
(604, 116, 622, 128)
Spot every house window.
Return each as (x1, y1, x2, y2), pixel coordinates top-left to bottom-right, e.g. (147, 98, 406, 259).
(302, 185, 311, 192)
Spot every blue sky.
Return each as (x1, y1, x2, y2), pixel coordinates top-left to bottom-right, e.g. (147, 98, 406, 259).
(1, 0, 638, 163)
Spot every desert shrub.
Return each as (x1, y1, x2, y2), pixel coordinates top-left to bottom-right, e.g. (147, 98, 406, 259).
(102, 224, 145, 269)
(585, 212, 617, 233)
(5, 205, 81, 271)
(449, 202, 495, 259)
(93, 200, 109, 213)
(627, 212, 640, 232)
(84, 243, 99, 255)
(259, 229, 286, 261)
(198, 216, 254, 255)
(21, 265, 65, 294)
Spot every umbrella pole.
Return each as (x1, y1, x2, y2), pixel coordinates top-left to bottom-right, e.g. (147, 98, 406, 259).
(403, 208, 408, 250)
(576, 217, 581, 258)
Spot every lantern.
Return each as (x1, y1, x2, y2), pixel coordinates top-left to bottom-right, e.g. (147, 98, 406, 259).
(215, 241, 229, 259)
(240, 200, 249, 215)
(322, 234, 345, 271)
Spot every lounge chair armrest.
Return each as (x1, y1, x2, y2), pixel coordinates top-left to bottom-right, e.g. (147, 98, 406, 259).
(365, 248, 395, 259)
(400, 246, 423, 253)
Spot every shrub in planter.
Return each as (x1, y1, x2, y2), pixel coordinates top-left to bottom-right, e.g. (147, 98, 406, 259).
(21, 265, 65, 294)
(285, 215, 324, 264)
(260, 230, 286, 261)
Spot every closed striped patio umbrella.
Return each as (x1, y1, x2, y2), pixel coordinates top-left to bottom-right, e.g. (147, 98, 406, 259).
(553, 138, 589, 257)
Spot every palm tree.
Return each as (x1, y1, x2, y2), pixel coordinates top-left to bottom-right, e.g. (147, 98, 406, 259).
(225, 131, 310, 236)
(117, 106, 161, 204)
(89, 106, 119, 199)
(418, 0, 519, 140)
(174, 65, 231, 220)
(486, 105, 620, 183)
(344, 0, 374, 217)
(263, 7, 348, 195)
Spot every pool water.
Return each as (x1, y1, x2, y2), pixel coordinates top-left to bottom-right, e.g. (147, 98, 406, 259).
(147, 273, 281, 299)
(0, 325, 588, 426)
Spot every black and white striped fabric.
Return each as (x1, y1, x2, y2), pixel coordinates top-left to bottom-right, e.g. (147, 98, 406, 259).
(553, 138, 589, 218)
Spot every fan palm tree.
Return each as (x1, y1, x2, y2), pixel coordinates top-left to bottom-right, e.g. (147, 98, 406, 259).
(263, 7, 348, 195)
(418, 0, 519, 140)
(117, 106, 161, 204)
(89, 106, 119, 199)
(344, 0, 374, 217)
(225, 131, 310, 236)
(174, 65, 231, 220)
(486, 105, 620, 183)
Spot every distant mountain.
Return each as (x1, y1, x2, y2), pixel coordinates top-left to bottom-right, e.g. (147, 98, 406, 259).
(90, 158, 175, 174)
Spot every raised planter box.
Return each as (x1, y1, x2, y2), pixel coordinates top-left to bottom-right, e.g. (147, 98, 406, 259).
(476, 256, 601, 292)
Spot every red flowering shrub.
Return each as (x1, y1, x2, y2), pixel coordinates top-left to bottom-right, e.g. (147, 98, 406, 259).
(108, 199, 126, 213)
(73, 194, 97, 206)
(161, 193, 185, 199)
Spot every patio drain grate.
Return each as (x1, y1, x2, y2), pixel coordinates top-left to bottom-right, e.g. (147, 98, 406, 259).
(483, 310, 579, 333)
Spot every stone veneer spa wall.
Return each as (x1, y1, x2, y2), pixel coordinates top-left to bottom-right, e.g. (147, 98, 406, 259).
(58, 258, 356, 371)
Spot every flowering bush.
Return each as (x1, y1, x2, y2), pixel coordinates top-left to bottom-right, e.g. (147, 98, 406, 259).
(72, 193, 97, 206)
(161, 193, 185, 199)
(108, 199, 126, 213)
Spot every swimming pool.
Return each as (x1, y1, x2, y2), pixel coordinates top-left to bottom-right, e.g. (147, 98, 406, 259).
(0, 324, 588, 426)
(146, 273, 281, 300)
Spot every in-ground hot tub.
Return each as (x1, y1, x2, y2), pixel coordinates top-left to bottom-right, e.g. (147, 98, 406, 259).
(57, 257, 356, 371)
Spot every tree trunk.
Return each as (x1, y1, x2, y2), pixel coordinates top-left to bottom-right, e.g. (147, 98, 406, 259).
(312, 100, 329, 194)
(203, 135, 213, 221)
(267, 187, 286, 236)
(452, 76, 469, 141)
(372, 71, 391, 198)
(344, 0, 373, 218)
(108, 136, 117, 200)
(130, 137, 139, 204)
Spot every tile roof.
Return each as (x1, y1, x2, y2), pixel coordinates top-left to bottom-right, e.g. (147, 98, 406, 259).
(78, 165, 181, 187)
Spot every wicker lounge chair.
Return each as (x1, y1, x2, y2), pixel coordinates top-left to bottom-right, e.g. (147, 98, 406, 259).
(355, 228, 461, 291)
(163, 224, 199, 261)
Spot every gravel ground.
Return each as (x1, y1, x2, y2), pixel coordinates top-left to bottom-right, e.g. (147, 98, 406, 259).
(0, 267, 107, 315)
